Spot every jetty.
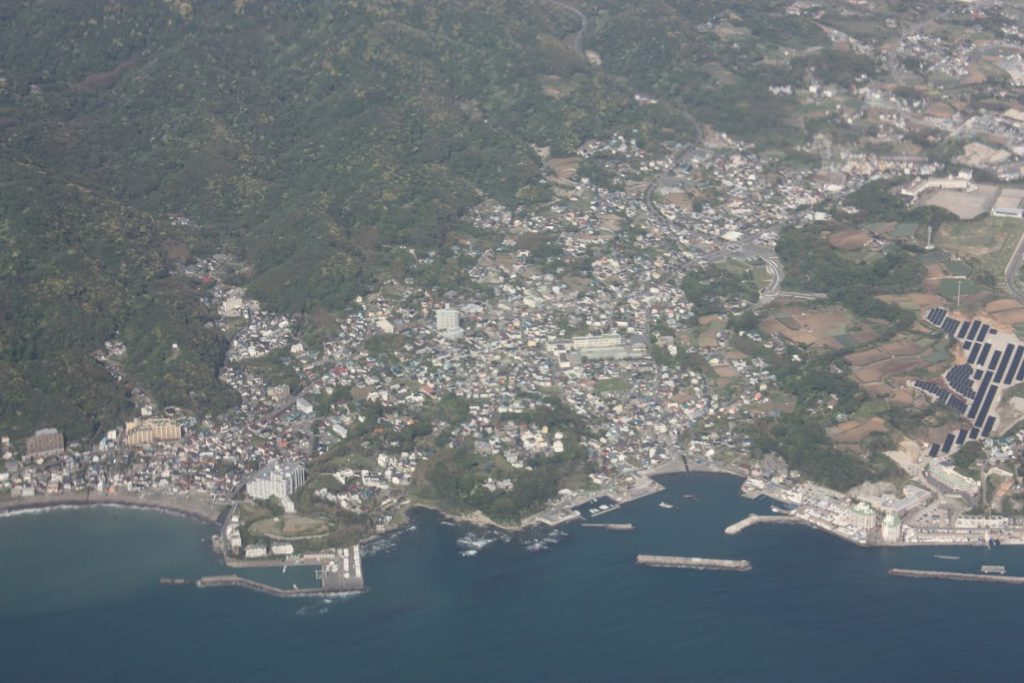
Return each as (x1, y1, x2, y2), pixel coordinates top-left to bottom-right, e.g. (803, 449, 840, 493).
(724, 513, 805, 535)
(581, 522, 634, 531)
(199, 546, 364, 597)
(159, 577, 190, 585)
(636, 555, 752, 572)
(196, 575, 361, 597)
(889, 568, 1024, 585)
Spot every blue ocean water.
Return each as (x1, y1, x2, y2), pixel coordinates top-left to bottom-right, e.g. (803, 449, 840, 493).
(1, 473, 1021, 682)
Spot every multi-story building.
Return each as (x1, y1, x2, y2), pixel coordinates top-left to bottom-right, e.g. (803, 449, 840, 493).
(847, 502, 877, 531)
(123, 419, 182, 447)
(246, 460, 307, 500)
(927, 462, 980, 496)
(25, 428, 64, 458)
(881, 513, 902, 543)
(436, 308, 462, 338)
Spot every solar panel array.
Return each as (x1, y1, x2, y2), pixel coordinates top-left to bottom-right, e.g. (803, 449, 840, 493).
(920, 308, 1016, 455)
(944, 364, 974, 398)
(913, 380, 967, 414)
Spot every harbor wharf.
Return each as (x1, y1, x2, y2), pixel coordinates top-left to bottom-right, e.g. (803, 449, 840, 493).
(196, 574, 362, 597)
(724, 514, 806, 535)
(581, 522, 635, 531)
(889, 568, 1024, 585)
(636, 555, 752, 571)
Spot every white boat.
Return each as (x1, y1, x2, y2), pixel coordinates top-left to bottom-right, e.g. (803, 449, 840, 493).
(658, 502, 674, 509)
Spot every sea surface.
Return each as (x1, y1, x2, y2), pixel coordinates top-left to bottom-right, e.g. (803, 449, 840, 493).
(2, 473, 1022, 682)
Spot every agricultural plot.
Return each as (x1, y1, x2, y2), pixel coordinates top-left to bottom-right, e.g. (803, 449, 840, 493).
(760, 305, 878, 349)
(936, 215, 1024, 282)
(846, 336, 949, 397)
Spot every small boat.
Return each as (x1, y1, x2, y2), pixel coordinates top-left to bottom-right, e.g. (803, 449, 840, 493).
(934, 554, 960, 560)
(658, 502, 674, 509)
(460, 549, 477, 557)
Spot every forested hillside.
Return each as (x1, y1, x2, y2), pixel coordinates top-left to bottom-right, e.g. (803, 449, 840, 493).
(0, 0, 844, 439)
(0, 0, 682, 438)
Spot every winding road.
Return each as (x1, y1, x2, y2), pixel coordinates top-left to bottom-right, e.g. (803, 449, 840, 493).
(544, 0, 588, 61)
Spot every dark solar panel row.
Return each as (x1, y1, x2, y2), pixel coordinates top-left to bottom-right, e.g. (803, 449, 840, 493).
(967, 319, 982, 340)
(957, 320, 970, 338)
(977, 343, 992, 367)
(974, 384, 998, 428)
(942, 434, 955, 453)
(970, 427, 980, 439)
(929, 444, 940, 457)
(989, 349, 1003, 370)
(978, 324, 991, 342)
(963, 342, 973, 350)
(968, 371, 993, 420)
(983, 416, 996, 437)
(945, 365, 974, 397)
(1005, 346, 1024, 384)
(915, 381, 969, 413)
(927, 308, 946, 325)
(975, 369, 984, 380)
(942, 318, 959, 335)
(956, 429, 968, 445)
(968, 343, 982, 366)
(996, 345, 1015, 383)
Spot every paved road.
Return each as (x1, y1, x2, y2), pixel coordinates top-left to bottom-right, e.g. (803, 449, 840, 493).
(1003, 229, 1024, 303)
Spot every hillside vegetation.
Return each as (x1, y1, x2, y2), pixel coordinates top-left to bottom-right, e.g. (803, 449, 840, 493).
(0, 0, 854, 438)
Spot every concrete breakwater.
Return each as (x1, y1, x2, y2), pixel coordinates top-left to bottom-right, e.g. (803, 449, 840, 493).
(636, 555, 752, 571)
(724, 514, 806, 535)
(889, 568, 1024, 585)
(196, 574, 363, 597)
(581, 523, 635, 531)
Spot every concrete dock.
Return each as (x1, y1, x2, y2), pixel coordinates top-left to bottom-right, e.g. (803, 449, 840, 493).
(724, 514, 805, 535)
(636, 555, 752, 571)
(889, 568, 1024, 585)
(199, 546, 365, 596)
(196, 575, 360, 598)
(581, 522, 635, 531)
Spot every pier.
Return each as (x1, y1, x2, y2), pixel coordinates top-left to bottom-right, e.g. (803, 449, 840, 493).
(199, 546, 364, 596)
(581, 522, 635, 531)
(196, 575, 361, 598)
(636, 555, 752, 571)
(724, 514, 805, 535)
(889, 568, 1024, 585)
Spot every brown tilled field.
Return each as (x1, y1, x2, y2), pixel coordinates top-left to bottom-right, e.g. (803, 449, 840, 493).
(829, 417, 889, 444)
(878, 293, 945, 308)
(760, 306, 869, 348)
(986, 299, 1024, 325)
(828, 230, 871, 250)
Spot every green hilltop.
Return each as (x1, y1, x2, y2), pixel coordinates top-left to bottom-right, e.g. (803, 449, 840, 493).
(0, 0, 841, 439)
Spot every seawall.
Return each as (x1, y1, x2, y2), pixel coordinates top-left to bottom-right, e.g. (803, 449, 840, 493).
(889, 568, 1024, 585)
(636, 555, 752, 571)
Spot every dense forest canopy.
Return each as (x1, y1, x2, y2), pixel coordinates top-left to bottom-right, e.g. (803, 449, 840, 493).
(0, 0, 842, 438)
